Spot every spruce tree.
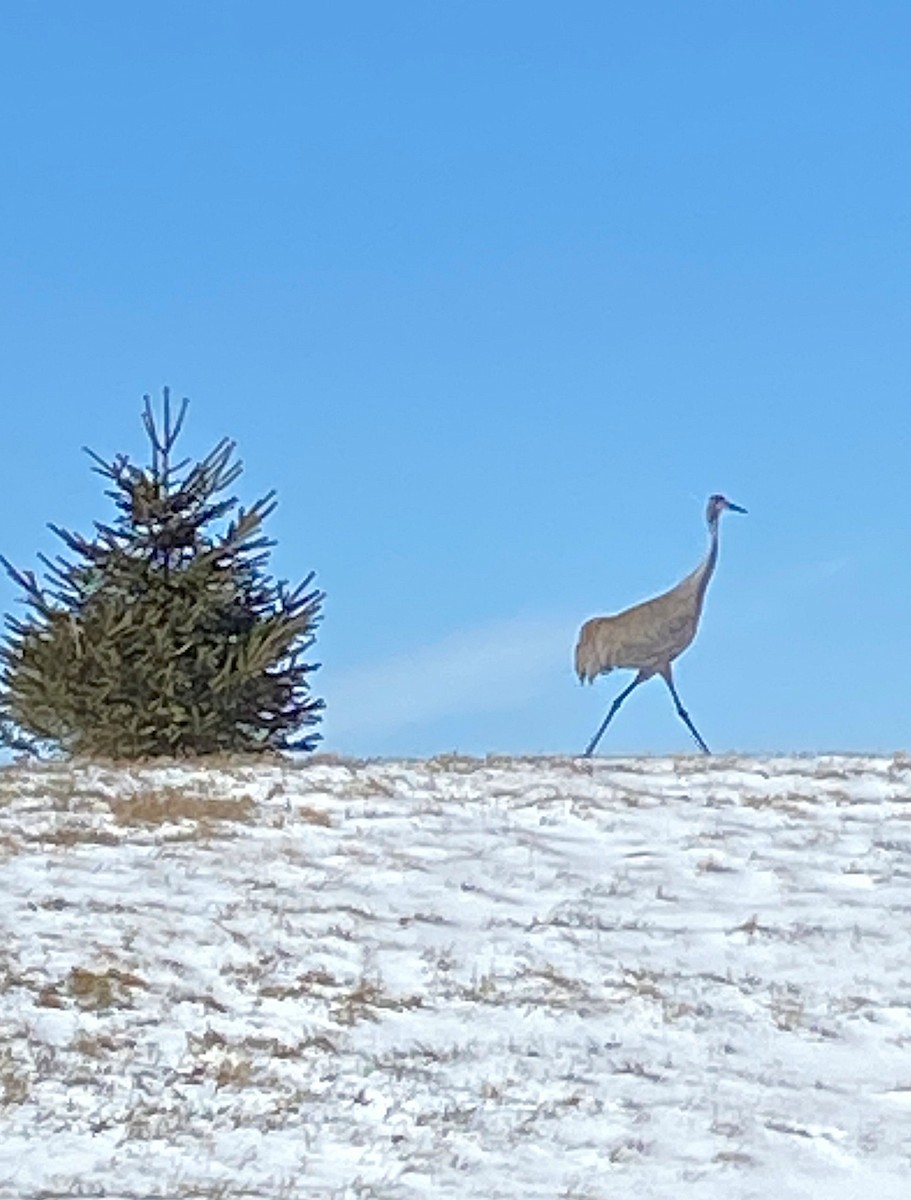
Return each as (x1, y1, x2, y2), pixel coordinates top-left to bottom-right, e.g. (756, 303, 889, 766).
(0, 390, 324, 758)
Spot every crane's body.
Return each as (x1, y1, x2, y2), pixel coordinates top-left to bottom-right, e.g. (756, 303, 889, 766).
(575, 494, 745, 756)
(576, 558, 711, 681)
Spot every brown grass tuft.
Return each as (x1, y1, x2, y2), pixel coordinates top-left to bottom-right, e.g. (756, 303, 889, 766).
(38, 966, 149, 1011)
(0, 1049, 29, 1107)
(109, 787, 257, 827)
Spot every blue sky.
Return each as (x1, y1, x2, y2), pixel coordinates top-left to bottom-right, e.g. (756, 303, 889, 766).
(0, 2, 907, 757)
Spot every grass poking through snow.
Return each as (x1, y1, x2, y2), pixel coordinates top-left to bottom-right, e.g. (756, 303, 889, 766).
(0, 753, 910, 1199)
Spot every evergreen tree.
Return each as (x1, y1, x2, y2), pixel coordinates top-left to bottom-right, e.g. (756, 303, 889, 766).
(0, 390, 324, 757)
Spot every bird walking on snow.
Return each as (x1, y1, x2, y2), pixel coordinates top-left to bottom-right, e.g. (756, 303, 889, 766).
(575, 494, 746, 756)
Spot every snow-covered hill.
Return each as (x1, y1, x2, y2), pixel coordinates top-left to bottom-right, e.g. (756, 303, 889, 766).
(1, 753, 910, 1199)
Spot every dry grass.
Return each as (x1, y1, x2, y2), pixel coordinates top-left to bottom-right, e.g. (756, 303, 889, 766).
(331, 978, 424, 1025)
(293, 804, 332, 827)
(0, 1049, 29, 1108)
(72, 1032, 137, 1057)
(38, 966, 148, 1011)
(256, 967, 423, 1027)
(33, 826, 120, 847)
(108, 787, 257, 827)
(259, 967, 337, 1001)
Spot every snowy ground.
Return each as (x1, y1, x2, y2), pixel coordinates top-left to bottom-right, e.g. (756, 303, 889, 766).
(1, 752, 910, 1199)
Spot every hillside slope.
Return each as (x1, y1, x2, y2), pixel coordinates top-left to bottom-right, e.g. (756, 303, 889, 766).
(1, 753, 910, 1199)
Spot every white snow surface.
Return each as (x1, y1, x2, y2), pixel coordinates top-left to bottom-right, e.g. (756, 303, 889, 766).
(1, 752, 911, 1199)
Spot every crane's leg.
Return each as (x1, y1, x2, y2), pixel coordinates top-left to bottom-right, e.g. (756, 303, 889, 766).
(582, 673, 645, 757)
(660, 668, 710, 754)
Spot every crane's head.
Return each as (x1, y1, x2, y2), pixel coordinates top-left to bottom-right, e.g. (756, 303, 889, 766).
(706, 494, 747, 526)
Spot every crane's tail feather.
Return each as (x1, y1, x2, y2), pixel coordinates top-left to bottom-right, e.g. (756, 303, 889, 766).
(575, 617, 616, 684)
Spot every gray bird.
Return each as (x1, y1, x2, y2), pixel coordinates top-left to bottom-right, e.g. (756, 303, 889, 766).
(575, 494, 746, 756)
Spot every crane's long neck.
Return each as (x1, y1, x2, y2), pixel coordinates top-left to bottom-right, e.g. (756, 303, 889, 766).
(693, 516, 721, 610)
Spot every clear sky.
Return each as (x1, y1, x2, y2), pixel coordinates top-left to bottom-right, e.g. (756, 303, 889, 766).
(0, 2, 907, 758)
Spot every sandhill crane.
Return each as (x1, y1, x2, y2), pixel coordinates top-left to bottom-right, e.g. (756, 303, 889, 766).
(575, 494, 746, 756)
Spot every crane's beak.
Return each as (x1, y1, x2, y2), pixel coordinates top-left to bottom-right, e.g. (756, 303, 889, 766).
(727, 501, 747, 513)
